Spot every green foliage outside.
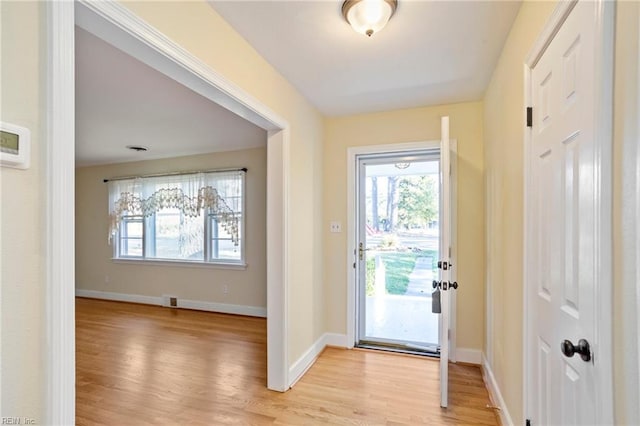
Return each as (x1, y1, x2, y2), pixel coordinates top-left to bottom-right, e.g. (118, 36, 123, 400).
(397, 175, 438, 229)
(365, 250, 438, 296)
(366, 257, 375, 296)
(382, 252, 418, 294)
(366, 173, 438, 232)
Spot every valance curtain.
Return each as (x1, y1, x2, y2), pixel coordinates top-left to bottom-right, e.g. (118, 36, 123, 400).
(108, 170, 242, 245)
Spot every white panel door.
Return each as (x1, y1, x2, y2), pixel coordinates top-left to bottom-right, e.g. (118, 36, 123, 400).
(529, 2, 608, 424)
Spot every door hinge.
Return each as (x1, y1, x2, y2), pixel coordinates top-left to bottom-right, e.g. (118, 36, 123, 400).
(526, 107, 533, 127)
(526, 419, 531, 426)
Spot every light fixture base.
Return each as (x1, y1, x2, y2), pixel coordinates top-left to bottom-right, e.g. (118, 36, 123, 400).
(342, 0, 398, 37)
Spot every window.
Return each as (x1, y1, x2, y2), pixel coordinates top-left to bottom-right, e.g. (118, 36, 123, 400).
(108, 170, 245, 265)
(208, 212, 242, 261)
(119, 215, 144, 257)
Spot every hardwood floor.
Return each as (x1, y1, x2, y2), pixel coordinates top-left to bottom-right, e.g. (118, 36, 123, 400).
(76, 298, 498, 425)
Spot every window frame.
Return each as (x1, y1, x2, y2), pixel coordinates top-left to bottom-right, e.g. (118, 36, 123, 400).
(206, 211, 244, 263)
(112, 173, 246, 267)
(118, 215, 145, 259)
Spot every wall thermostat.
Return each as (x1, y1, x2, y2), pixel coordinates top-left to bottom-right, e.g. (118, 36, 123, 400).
(1, 121, 31, 169)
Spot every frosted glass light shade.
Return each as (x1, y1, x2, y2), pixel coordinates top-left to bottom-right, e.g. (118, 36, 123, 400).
(342, 0, 397, 37)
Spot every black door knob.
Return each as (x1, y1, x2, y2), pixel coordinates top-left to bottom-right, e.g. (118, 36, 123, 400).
(561, 339, 591, 362)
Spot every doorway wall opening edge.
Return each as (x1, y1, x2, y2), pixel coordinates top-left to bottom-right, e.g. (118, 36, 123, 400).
(46, 2, 291, 423)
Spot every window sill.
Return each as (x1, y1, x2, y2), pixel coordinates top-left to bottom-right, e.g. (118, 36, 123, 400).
(111, 258, 247, 270)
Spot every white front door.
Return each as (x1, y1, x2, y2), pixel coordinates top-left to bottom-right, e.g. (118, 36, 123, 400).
(527, 1, 612, 424)
(439, 116, 451, 408)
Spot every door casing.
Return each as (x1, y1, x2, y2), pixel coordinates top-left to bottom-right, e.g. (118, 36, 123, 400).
(523, 0, 614, 423)
(346, 140, 458, 360)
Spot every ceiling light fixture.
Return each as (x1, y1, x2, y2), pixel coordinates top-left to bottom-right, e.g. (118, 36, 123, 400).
(342, 0, 397, 38)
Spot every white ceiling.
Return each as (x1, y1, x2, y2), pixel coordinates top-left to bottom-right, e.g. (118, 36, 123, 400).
(75, 27, 267, 167)
(209, 0, 522, 116)
(75, 1, 521, 165)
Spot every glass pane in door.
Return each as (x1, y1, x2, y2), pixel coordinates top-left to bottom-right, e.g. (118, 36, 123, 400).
(359, 157, 440, 350)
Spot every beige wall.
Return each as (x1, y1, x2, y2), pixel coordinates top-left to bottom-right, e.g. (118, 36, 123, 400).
(613, 2, 640, 423)
(484, 1, 640, 425)
(4, 0, 639, 423)
(0, 1, 44, 421)
(323, 101, 485, 351)
(1, 0, 324, 417)
(119, 1, 325, 363)
(76, 148, 267, 308)
(483, 2, 556, 423)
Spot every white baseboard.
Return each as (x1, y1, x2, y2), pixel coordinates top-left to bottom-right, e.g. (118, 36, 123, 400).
(76, 289, 162, 305)
(288, 334, 327, 388)
(75, 288, 267, 318)
(178, 299, 266, 318)
(288, 332, 349, 388)
(456, 347, 482, 364)
(482, 353, 513, 426)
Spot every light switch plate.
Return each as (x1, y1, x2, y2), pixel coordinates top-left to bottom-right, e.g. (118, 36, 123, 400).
(330, 221, 342, 233)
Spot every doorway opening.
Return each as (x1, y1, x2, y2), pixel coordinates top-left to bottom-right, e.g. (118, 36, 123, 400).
(355, 150, 441, 355)
(46, 2, 291, 421)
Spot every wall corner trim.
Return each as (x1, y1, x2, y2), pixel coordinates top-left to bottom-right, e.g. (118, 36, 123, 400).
(75, 289, 267, 317)
(46, 2, 77, 424)
(455, 348, 482, 365)
(482, 353, 514, 426)
(288, 333, 349, 388)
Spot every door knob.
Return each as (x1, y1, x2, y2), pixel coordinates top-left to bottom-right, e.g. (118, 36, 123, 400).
(358, 242, 370, 260)
(561, 339, 591, 362)
(432, 280, 458, 290)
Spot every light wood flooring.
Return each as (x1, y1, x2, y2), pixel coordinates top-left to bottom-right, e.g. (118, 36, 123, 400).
(76, 298, 498, 425)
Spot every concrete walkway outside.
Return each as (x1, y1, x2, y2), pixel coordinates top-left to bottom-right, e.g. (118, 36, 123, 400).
(365, 255, 439, 345)
(405, 256, 435, 297)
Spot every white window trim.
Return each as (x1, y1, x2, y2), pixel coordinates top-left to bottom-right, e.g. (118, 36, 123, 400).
(112, 258, 248, 270)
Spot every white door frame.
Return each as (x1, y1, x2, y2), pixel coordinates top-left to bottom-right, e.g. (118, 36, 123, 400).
(46, 2, 291, 423)
(636, 6, 640, 412)
(523, 0, 614, 423)
(346, 139, 457, 360)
